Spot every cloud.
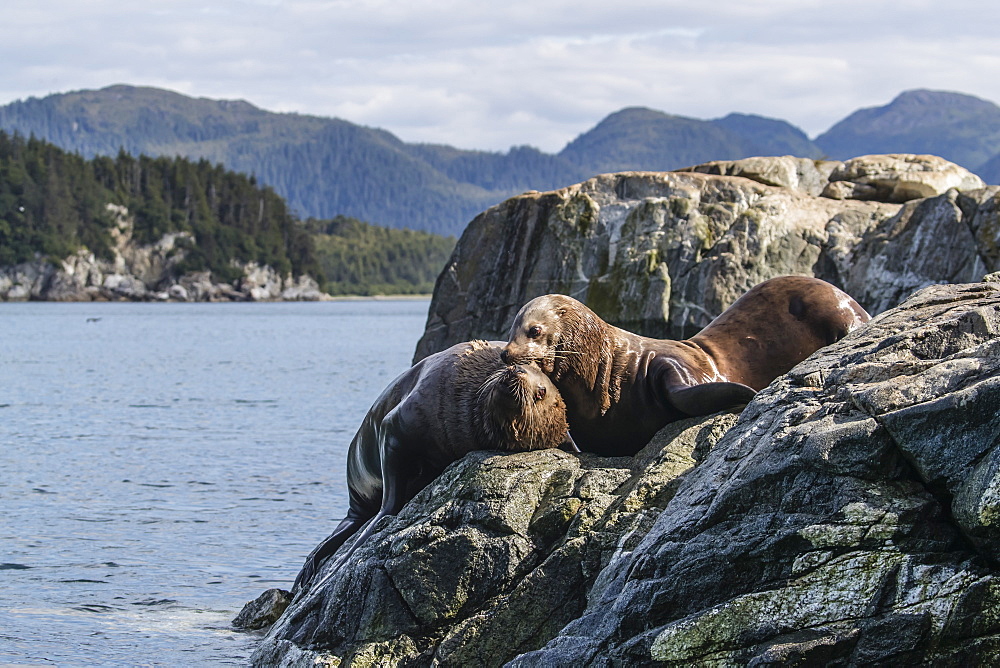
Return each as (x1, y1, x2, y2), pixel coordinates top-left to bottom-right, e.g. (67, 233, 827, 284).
(3, 0, 1000, 152)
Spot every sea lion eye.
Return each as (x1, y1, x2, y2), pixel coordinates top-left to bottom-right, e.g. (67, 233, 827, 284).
(534, 386, 546, 401)
(527, 325, 543, 339)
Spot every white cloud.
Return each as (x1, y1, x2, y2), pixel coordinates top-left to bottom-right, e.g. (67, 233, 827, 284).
(3, 0, 1000, 152)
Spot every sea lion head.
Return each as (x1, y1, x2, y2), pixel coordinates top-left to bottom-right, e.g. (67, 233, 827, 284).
(501, 294, 576, 373)
(502, 294, 614, 384)
(476, 362, 569, 451)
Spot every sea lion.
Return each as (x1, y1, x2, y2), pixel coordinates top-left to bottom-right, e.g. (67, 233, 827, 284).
(292, 340, 573, 593)
(502, 276, 870, 456)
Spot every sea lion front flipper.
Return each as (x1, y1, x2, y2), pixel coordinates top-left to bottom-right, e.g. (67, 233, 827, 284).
(306, 430, 418, 592)
(292, 514, 367, 595)
(668, 381, 757, 417)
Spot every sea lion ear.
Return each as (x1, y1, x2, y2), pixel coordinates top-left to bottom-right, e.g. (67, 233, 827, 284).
(668, 381, 757, 417)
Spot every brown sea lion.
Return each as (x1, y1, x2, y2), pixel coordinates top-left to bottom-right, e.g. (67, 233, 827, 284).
(292, 340, 574, 593)
(502, 276, 870, 456)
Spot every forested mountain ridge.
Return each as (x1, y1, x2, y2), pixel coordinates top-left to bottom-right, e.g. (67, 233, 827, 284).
(816, 89, 1000, 179)
(0, 85, 825, 236)
(3, 85, 1000, 238)
(0, 131, 455, 299)
(0, 130, 319, 281)
(306, 215, 454, 296)
(558, 107, 822, 176)
(0, 85, 582, 236)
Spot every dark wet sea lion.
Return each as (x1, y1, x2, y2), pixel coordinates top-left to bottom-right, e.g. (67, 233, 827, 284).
(502, 276, 870, 456)
(292, 340, 573, 593)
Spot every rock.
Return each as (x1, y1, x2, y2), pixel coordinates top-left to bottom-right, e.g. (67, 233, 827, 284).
(252, 413, 739, 666)
(822, 154, 986, 202)
(414, 167, 901, 359)
(255, 279, 1000, 665)
(678, 155, 842, 196)
(167, 284, 189, 301)
(233, 588, 292, 631)
(844, 186, 1000, 314)
(414, 153, 996, 362)
(517, 279, 1000, 665)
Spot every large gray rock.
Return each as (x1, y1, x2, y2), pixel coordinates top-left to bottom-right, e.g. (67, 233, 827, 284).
(844, 186, 1000, 314)
(677, 155, 842, 196)
(517, 278, 1000, 665)
(252, 414, 739, 666)
(822, 154, 986, 202)
(415, 169, 901, 359)
(415, 153, 992, 362)
(254, 278, 1000, 666)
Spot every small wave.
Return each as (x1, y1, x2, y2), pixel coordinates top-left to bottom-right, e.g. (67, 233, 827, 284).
(128, 404, 171, 409)
(132, 598, 179, 607)
(60, 579, 109, 584)
(0, 563, 31, 570)
(73, 604, 117, 614)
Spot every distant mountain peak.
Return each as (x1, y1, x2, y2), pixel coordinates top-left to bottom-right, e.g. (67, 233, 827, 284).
(888, 88, 998, 111)
(814, 88, 1000, 172)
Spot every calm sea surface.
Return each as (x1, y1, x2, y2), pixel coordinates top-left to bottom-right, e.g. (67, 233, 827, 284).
(0, 299, 430, 666)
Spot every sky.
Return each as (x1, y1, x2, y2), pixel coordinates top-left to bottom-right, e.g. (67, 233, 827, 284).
(3, 1, 1000, 153)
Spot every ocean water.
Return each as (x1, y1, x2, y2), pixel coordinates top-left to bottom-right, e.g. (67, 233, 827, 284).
(0, 299, 430, 666)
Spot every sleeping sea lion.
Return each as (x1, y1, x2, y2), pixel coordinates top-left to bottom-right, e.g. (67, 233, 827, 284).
(292, 340, 573, 593)
(501, 276, 870, 456)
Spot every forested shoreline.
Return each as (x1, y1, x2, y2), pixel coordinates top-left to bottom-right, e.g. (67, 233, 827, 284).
(0, 131, 455, 297)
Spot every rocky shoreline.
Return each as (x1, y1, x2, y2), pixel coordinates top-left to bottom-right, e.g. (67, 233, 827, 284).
(0, 204, 328, 302)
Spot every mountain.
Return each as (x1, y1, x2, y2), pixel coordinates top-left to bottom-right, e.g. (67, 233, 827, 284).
(0, 86, 820, 236)
(558, 107, 821, 175)
(4, 85, 999, 239)
(977, 152, 1000, 185)
(0, 85, 586, 236)
(815, 89, 1000, 173)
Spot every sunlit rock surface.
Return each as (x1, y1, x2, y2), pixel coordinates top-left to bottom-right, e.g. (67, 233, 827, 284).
(414, 154, 997, 360)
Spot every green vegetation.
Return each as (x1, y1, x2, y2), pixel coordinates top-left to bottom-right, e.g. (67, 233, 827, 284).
(0, 132, 115, 265)
(0, 130, 319, 281)
(307, 216, 455, 295)
(0, 131, 456, 296)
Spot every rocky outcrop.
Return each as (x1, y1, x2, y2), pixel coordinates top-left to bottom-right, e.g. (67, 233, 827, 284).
(843, 186, 1000, 315)
(414, 153, 994, 361)
(0, 203, 328, 302)
(822, 154, 986, 202)
(677, 155, 841, 196)
(251, 277, 1000, 665)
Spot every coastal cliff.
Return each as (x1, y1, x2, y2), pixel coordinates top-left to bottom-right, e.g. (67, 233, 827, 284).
(0, 204, 327, 302)
(248, 154, 1000, 665)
